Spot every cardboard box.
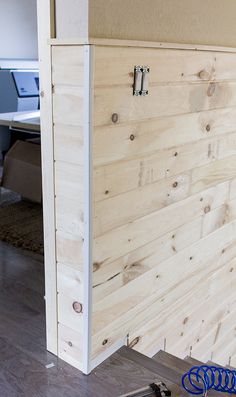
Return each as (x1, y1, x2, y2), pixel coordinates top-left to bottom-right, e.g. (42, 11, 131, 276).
(1, 140, 42, 203)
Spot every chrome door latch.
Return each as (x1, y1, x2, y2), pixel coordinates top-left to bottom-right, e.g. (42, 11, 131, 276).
(133, 66, 150, 96)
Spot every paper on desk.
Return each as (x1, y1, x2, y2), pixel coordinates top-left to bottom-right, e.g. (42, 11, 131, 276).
(13, 111, 40, 122)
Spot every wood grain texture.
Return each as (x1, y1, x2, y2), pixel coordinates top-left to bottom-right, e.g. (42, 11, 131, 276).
(52, 45, 89, 372)
(94, 82, 236, 127)
(37, 0, 58, 355)
(91, 45, 236, 369)
(51, 43, 236, 373)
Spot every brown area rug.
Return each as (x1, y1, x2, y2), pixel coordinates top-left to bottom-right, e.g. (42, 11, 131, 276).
(0, 195, 44, 255)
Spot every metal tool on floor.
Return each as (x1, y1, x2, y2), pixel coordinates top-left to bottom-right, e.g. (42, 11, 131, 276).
(182, 365, 236, 396)
(119, 381, 171, 397)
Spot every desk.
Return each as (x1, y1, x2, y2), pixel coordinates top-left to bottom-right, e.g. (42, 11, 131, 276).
(0, 111, 40, 133)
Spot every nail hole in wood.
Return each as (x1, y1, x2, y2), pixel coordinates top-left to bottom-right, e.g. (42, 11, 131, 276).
(111, 113, 119, 123)
(173, 181, 178, 188)
(206, 124, 211, 132)
(68, 341, 73, 347)
(130, 134, 135, 141)
(72, 302, 83, 314)
(204, 205, 211, 214)
(102, 339, 108, 346)
(174, 152, 178, 157)
(105, 190, 109, 195)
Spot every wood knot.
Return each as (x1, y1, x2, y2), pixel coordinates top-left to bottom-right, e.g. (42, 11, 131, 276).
(206, 124, 211, 132)
(128, 336, 141, 348)
(111, 113, 119, 123)
(102, 339, 108, 346)
(130, 134, 135, 141)
(68, 341, 73, 347)
(72, 302, 83, 314)
(172, 181, 178, 188)
(204, 205, 211, 214)
(199, 69, 211, 80)
(93, 262, 101, 272)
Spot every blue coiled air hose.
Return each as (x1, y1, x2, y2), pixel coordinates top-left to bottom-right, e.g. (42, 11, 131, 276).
(182, 365, 236, 395)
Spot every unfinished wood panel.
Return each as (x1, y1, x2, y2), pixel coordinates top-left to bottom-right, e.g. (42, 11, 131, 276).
(93, 107, 236, 167)
(93, 47, 236, 87)
(54, 124, 84, 165)
(93, 182, 229, 266)
(91, 45, 236, 369)
(128, 257, 236, 358)
(92, 221, 236, 359)
(37, 0, 57, 355)
(93, 220, 236, 334)
(94, 172, 191, 237)
(94, 139, 218, 201)
(94, 82, 236, 127)
(93, 217, 202, 302)
(52, 46, 85, 86)
(191, 155, 236, 193)
(58, 323, 83, 369)
(50, 41, 236, 374)
(52, 44, 90, 373)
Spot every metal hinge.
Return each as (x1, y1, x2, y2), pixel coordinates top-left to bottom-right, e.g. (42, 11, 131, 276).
(133, 66, 150, 96)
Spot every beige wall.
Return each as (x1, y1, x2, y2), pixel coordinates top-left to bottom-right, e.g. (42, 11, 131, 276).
(90, 0, 236, 46)
(56, 0, 236, 47)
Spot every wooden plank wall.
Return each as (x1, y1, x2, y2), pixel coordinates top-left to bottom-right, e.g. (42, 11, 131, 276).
(91, 46, 236, 367)
(37, 0, 58, 355)
(51, 45, 89, 372)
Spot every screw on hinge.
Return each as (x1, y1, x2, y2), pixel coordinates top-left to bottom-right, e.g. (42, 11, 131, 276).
(133, 65, 150, 96)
